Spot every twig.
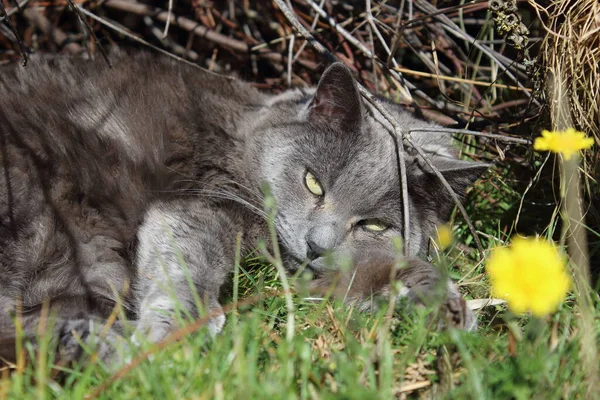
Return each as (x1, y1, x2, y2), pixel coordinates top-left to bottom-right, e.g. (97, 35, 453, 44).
(413, 0, 533, 100)
(102, 0, 316, 70)
(387, 0, 407, 66)
(22, 7, 83, 55)
(0, 0, 28, 65)
(162, 0, 173, 38)
(0, 0, 32, 22)
(409, 127, 532, 145)
(303, 0, 465, 114)
(274, 0, 333, 61)
(393, 66, 532, 92)
(103, 0, 248, 52)
(292, 0, 325, 63)
(358, 87, 411, 254)
(144, 16, 200, 61)
(306, 0, 374, 59)
(397, 0, 485, 30)
(366, 0, 391, 57)
(287, 34, 294, 87)
(397, 0, 525, 74)
(66, 0, 111, 67)
(403, 134, 484, 253)
(76, 6, 226, 77)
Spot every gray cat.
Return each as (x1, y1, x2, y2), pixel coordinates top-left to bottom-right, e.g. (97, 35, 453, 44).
(0, 52, 486, 365)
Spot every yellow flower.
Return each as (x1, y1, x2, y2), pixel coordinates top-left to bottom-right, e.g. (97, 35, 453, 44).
(533, 128, 594, 160)
(486, 237, 570, 317)
(435, 224, 453, 249)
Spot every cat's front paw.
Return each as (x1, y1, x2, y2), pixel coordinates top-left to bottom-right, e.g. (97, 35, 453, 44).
(309, 256, 477, 330)
(443, 287, 477, 331)
(57, 319, 92, 361)
(134, 296, 226, 344)
(57, 318, 127, 367)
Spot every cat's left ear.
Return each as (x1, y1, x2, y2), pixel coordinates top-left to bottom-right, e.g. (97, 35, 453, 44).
(309, 62, 363, 131)
(430, 157, 490, 197)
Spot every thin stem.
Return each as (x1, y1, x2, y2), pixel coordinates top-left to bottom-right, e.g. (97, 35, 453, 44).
(409, 127, 532, 144)
(262, 184, 295, 343)
(561, 154, 598, 397)
(232, 233, 242, 328)
(77, 6, 223, 76)
(549, 70, 598, 397)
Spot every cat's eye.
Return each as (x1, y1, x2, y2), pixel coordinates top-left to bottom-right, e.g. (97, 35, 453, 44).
(361, 219, 389, 233)
(304, 171, 324, 197)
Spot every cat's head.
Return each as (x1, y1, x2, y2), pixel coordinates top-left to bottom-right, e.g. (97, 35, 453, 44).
(252, 63, 487, 273)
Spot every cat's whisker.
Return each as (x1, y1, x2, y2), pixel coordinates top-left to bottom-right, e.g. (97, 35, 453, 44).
(173, 178, 265, 205)
(187, 189, 269, 221)
(156, 185, 269, 222)
(218, 178, 264, 200)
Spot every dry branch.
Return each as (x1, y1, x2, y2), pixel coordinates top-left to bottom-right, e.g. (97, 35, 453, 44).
(76, 6, 220, 74)
(103, 0, 318, 70)
(23, 7, 83, 55)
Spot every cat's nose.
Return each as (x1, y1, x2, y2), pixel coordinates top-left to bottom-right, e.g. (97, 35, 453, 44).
(305, 224, 337, 260)
(306, 238, 327, 260)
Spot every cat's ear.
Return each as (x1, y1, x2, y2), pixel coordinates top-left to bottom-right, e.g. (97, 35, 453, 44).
(309, 62, 362, 131)
(409, 156, 489, 220)
(431, 157, 489, 197)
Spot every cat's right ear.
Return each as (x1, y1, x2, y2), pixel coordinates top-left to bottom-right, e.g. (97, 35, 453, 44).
(308, 63, 363, 132)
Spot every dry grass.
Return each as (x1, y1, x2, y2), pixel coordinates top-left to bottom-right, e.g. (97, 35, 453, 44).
(537, 0, 600, 144)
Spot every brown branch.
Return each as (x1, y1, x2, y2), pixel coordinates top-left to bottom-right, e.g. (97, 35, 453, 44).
(104, 0, 248, 52)
(66, 0, 111, 67)
(404, 135, 484, 253)
(0, 0, 32, 22)
(0, 0, 29, 65)
(23, 7, 83, 55)
(413, 0, 533, 100)
(409, 127, 532, 145)
(102, 0, 317, 70)
(76, 6, 225, 76)
(302, 0, 460, 113)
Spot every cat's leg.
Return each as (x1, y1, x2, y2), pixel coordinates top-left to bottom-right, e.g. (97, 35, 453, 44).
(0, 297, 129, 368)
(397, 259, 477, 330)
(310, 257, 476, 330)
(54, 317, 128, 366)
(133, 200, 238, 343)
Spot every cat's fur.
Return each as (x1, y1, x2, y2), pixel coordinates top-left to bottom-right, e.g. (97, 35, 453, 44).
(0, 52, 486, 365)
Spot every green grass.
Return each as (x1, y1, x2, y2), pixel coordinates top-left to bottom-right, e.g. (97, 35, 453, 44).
(1, 252, 597, 399)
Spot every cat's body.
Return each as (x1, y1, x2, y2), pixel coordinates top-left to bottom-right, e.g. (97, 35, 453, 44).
(0, 52, 484, 364)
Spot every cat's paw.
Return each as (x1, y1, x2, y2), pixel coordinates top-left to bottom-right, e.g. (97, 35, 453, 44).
(57, 319, 92, 361)
(134, 296, 226, 344)
(57, 318, 127, 367)
(309, 256, 477, 330)
(443, 287, 477, 331)
(442, 296, 476, 330)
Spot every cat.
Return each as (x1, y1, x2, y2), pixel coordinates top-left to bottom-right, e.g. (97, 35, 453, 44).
(0, 51, 486, 365)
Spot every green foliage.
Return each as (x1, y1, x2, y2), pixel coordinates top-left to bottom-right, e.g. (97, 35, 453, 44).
(1, 258, 597, 399)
